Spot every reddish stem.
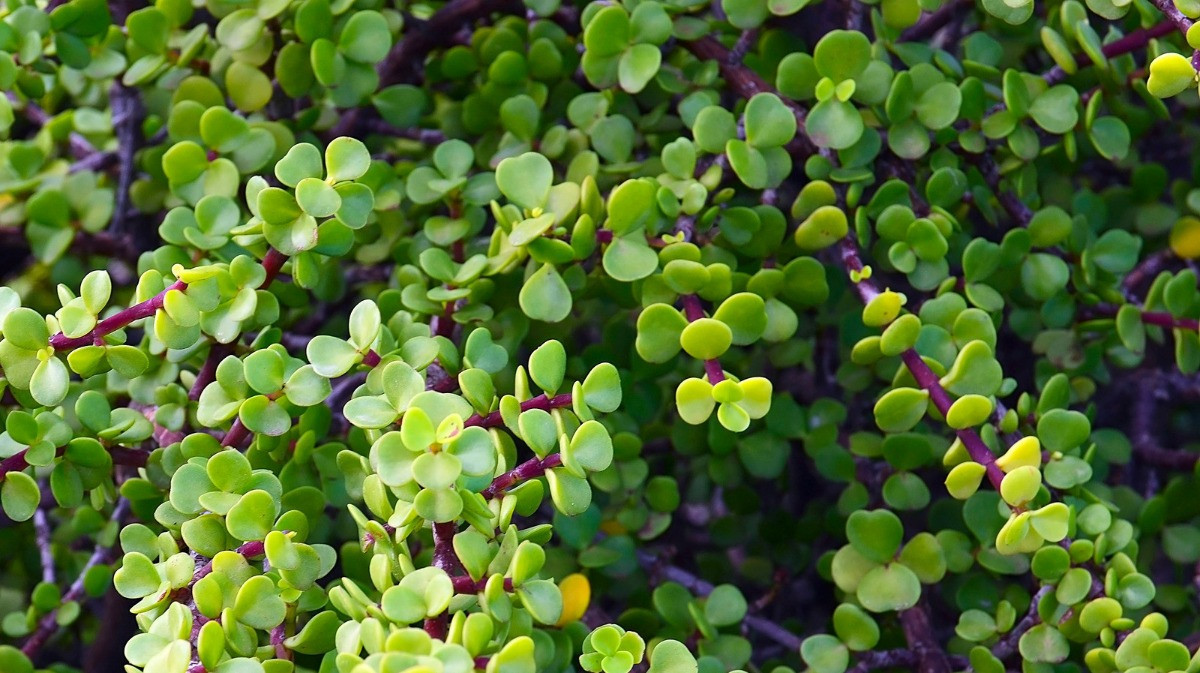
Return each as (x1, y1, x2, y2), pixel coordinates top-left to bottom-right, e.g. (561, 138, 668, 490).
(433, 301, 457, 339)
(362, 349, 381, 368)
(1, 444, 147, 481)
(193, 540, 266, 582)
(189, 344, 232, 401)
(425, 521, 458, 639)
(680, 294, 725, 385)
(452, 575, 514, 593)
(900, 349, 1004, 490)
(462, 393, 573, 429)
(270, 623, 292, 661)
(480, 453, 563, 500)
(1139, 311, 1199, 331)
(260, 248, 287, 289)
(221, 419, 252, 449)
(49, 280, 187, 351)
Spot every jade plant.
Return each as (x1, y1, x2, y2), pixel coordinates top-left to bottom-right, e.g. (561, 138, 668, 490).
(7, 1, 1200, 673)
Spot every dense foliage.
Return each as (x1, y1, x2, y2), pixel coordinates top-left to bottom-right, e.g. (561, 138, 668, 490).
(6, 0, 1200, 672)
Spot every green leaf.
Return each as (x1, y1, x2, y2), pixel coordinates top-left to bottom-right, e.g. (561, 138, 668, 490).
(1147, 52, 1196, 98)
(856, 563, 921, 613)
(1018, 624, 1070, 663)
(325, 137, 370, 182)
(801, 635, 849, 673)
(618, 44, 661, 93)
(1, 471, 39, 522)
(226, 489, 278, 541)
(846, 509, 903, 563)
(1028, 85, 1079, 134)
(873, 387, 929, 433)
(744, 93, 797, 148)
(497, 153, 553, 211)
(233, 575, 287, 629)
(647, 640, 698, 673)
(276, 143, 323, 187)
(519, 263, 571, 322)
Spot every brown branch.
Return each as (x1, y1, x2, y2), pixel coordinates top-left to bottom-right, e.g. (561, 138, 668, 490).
(682, 36, 818, 159)
(21, 499, 131, 658)
(989, 586, 1053, 661)
(634, 548, 803, 651)
(898, 0, 972, 42)
(326, 0, 523, 139)
(108, 82, 144, 243)
(33, 504, 55, 585)
(900, 602, 950, 673)
(8, 93, 99, 160)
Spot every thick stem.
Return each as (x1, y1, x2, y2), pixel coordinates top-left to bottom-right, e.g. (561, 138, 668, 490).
(190, 344, 232, 401)
(452, 575, 514, 594)
(50, 280, 188, 351)
(480, 453, 563, 500)
(462, 393, 573, 429)
(192, 540, 266, 583)
(221, 419, 252, 449)
(270, 623, 292, 661)
(991, 586, 1053, 660)
(1139, 310, 1200, 331)
(425, 521, 459, 639)
(260, 248, 288, 289)
(899, 603, 951, 673)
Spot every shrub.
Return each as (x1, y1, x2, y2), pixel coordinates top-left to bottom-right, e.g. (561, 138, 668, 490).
(2, 1, 1200, 673)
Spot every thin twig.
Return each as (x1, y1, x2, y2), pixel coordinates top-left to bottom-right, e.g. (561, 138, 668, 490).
(33, 505, 55, 585)
(21, 499, 131, 658)
(634, 548, 803, 651)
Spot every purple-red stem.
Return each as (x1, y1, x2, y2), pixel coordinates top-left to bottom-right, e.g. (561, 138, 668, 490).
(362, 349, 381, 368)
(189, 344, 232, 401)
(1, 445, 147, 481)
(680, 294, 725, 385)
(1139, 311, 1200, 331)
(271, 623, 292, 661)
(50, 280, 187, 350)
(901, 345, 1004, 490)
(462, 393, 572, 429)
(424, 521, 458, 638)
(260, 248, 287, 289)
(192, 540, 265, 583)
(452, 575, 515, 594)
(221, 419, 252, 449)
(480, 453, 563, 500)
